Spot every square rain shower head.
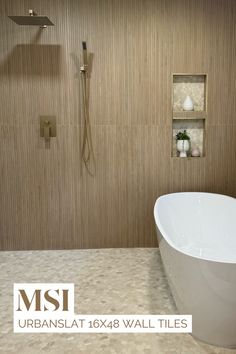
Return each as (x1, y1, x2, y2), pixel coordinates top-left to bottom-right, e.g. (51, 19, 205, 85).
(8, 16, 54, 26)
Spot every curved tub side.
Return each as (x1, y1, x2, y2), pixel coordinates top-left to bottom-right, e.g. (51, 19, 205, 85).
(154, 198, 170, 247)
(154, 192, 236, 264)
(158, 234, 236, 348)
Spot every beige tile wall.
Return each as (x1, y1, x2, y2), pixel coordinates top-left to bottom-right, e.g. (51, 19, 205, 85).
(0, 0, 236, 250)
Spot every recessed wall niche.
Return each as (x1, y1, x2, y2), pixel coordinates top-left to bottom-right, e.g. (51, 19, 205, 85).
(172, 74, 207, 158)
(172, 119, 205, 157)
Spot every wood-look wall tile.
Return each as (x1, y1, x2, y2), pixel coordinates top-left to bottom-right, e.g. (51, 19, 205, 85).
(0, 0, 236, 250)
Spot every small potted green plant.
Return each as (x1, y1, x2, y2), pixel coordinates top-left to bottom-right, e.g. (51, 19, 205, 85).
(176, 129, 190, 157)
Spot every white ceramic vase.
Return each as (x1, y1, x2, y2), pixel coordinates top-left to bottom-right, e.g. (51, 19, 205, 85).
(191, 147, 201, 157)
(177, 140, 190, 157)
(183, 96, 194, 111)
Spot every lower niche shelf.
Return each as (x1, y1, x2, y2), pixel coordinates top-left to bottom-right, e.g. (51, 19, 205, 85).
(172, 119, 205, 158)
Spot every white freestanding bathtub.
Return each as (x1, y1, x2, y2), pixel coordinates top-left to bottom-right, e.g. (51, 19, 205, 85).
(154, 192, 236, 348)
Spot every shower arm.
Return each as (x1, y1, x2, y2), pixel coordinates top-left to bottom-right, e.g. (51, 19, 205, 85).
(29, 9, 37, 16)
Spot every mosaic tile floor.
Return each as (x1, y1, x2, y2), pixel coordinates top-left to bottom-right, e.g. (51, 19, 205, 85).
(0, 248, 236, 354)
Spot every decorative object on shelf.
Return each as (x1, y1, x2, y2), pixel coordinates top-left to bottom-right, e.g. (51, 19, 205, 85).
(191, 147, 201, 157)
(176, 130, 190, 157)
(183, 95, 194, 111)
(172, 74, 207, 158)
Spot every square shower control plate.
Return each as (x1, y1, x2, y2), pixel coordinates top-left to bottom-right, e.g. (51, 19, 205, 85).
(40, 116, 56, 137)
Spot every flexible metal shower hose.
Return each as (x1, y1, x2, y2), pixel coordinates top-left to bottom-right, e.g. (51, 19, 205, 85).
(81, 70, 94, 176)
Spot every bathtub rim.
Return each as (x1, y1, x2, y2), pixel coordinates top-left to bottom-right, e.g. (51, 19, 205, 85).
(154, 191, 236, 265)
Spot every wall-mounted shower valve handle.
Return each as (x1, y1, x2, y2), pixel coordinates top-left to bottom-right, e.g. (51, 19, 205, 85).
(44, 120, 51, 141)
(40, 116, 56, 144)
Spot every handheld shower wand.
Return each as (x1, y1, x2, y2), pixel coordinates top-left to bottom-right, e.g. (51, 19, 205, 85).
(81, 41, 88, 72)
(80, 41, 94, 175)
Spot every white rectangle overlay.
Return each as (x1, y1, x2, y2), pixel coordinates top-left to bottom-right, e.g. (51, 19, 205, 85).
(14, 315, 192, 333)
(13, 283, 192, 333)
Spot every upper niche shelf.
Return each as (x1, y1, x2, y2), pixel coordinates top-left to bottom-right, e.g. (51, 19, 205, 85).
(173, 111, 207, 119)
(172, 74, 207, 112)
